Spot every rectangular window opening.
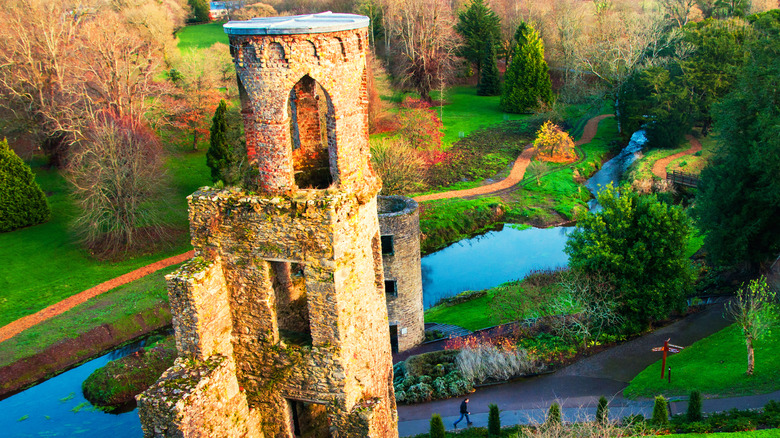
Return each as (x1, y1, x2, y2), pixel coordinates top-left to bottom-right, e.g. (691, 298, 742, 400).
(385, 279, 397, 297)
(380, 235, 394, 255)
(287, 399, 331, 438)
(271, 261, 312, 346)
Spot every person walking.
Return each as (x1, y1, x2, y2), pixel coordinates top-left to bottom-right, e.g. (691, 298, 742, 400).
(453, 397, 473, 428)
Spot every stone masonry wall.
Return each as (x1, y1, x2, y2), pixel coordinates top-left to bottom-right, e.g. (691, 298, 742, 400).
(232, 28, 378, 200)
(138, 355, 262, 438)
(378, 196, 424, 352)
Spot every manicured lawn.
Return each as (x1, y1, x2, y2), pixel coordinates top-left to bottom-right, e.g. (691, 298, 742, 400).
(418, 196, 505, 254)
(434, 86, 529, 147)
(0, 151, 210, 327)
(424, 290, 497, 331)
(624, 323, 780, 399)
(0, 266, 175, 368)
(176, 22, 229, 50)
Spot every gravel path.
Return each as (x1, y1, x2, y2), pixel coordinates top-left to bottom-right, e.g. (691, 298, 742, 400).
(652, 134, 702, 179)
(413, 114, 614, 202)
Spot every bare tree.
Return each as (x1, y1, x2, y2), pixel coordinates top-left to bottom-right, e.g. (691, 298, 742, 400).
(554, 269, 623, 346)
(67, 112, 169, 257)
(379, 0, 458, 103)
(726, 276, 778, 376)
(369, 137, 426, 195)
(659, 0, 697, 28)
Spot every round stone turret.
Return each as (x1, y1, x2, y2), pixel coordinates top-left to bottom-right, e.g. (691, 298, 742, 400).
(225, 12, 379, 198)
(378, 196, 424, 352)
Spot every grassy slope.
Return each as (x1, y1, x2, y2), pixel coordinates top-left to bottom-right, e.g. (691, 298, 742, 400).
(0, 152, 209, 327)
(175, 22, 229, 50)
(668, 133, 718, 175)
(0, 266, 175, 368)
(625, 323, 780, 398)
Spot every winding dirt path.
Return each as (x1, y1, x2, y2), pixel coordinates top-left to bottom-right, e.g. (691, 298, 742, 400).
(413, 114, 614, 202)
(0, 250, 194, 344)
(652, 134, 702, 179)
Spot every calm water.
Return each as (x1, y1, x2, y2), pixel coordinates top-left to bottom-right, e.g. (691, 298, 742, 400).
(0, 344, 145, 438)
(421, 130, 647, 307)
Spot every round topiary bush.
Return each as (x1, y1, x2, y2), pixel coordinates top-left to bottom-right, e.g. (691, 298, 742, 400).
(0, 139, 50, 232)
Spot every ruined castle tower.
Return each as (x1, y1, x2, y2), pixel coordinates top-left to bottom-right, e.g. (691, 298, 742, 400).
(378, 196, 424, 353)
(138, 12, 398, 438)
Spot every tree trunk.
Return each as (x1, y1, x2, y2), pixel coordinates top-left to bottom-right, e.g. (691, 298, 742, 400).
(193, 131, 198, 151)
(746, 335, 755, 376)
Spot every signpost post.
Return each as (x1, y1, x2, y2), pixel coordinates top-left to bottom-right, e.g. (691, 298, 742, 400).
(652, 338, 684, 380)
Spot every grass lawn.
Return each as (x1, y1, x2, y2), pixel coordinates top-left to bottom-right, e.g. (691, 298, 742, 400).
(433, 86, 529, 147)
(627, 143, 690, 182)
(176, 22, 229, 50)
(0, 151, 210, 327)
(624, 323, 780, 399)
(0, 266, 175, 368)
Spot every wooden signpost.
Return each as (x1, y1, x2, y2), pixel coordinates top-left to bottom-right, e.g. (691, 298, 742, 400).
(652, 338, 684, 380)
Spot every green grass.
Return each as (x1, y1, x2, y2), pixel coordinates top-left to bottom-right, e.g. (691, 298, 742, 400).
(418, 197, 505, 254)
(627, 143, 690, 182)
(176, 22, 229, 50)
(0, 151, 209, 327)
(425, 290, 497, 331)
(624, 323, 780, 399)
(668, 132, 719, 176)
(433, 86, 529, 147)
(686, 226, 705, 258)
(0, 266, 175, 368)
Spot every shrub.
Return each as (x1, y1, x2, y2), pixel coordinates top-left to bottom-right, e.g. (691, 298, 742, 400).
(370, 137, 426, 195)
(430, 414, 446, 438)
(596, 396, 609, 424)
(451, 334, 539, 384)
(0, 139, 50, 232)
(397, 104, 444, 151)
(533, 121, 576, 163)
(546, 402, 561, 425)
(652, 396, 669, 425)
(488, 403, 500, 436)
(687, 390, 703, 422)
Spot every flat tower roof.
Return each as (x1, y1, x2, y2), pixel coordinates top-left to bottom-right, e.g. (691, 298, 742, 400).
(223, 11, 369, 36)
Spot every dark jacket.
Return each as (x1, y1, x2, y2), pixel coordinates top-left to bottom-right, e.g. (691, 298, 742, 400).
(460, 400, 469, 414)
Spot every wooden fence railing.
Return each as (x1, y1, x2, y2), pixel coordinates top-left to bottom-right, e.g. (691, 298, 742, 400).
(667, 170, 699, 188)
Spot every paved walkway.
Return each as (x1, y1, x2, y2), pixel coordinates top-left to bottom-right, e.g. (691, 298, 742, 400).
(396, 303, 779, 436)
(413, 115, 614, 202)
(0, 251, 194, 343)
(652, 134, 702, 179)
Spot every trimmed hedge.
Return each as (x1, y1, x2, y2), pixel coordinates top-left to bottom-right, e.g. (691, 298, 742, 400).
(0, 139, 50, 232)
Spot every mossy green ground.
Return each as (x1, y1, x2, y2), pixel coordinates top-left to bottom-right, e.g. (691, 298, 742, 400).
(175, 22, 229, 50)
(625, 323, 780, 398)
(0, 151, 209, 327)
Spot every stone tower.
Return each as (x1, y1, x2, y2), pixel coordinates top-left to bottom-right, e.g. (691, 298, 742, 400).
(138, 12, 398, 438)
(378, 196, 424, 353)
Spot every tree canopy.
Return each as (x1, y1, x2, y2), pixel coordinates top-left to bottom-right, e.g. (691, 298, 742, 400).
(565, 185, 694, 333)
(694, 10, 780, 268)
(476, 33, 500, 96)
(500, 23, 552, 113)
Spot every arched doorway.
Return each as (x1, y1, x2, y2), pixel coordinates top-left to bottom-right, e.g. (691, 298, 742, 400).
(288, 75, 336, 189)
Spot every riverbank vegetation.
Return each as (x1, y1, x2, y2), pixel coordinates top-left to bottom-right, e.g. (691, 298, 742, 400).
(82, 336, 176, 411)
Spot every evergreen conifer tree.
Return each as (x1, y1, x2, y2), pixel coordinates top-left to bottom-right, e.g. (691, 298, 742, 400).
(652, 396, 669, 425)
(430, 414, 446, 438)
(546, 402, 562, 425)
(0, 139, 50, 232)
(477, 34, 501, 96)
(596, 396, 609, 424)
(501, 23, 553, 113)
(488, 403, 501, 436)
(687, 390, 703, 422)
(206, 100, 232, 184)
(456, 0, 501, 79)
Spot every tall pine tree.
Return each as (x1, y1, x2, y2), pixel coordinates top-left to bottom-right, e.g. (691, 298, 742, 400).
(455, 0, 501, 79)
(206, 100, 232, 184)
(477, 33, 501, 96)
(501, 23, 553, 113)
